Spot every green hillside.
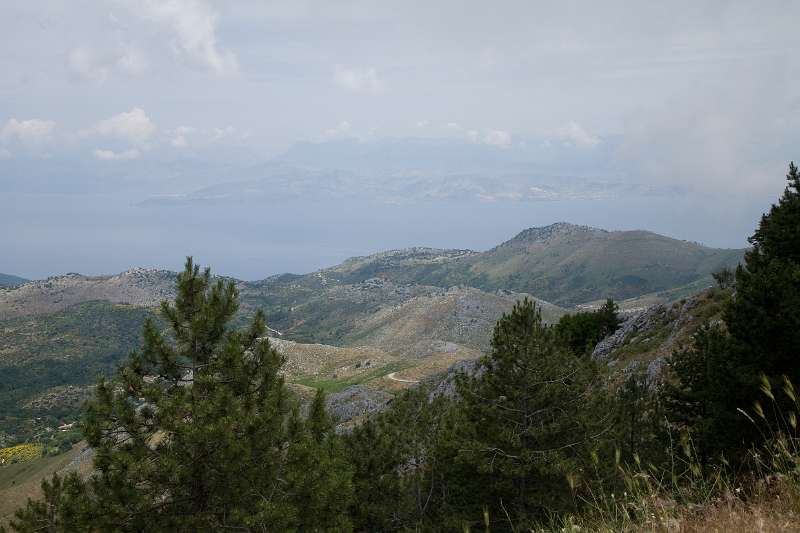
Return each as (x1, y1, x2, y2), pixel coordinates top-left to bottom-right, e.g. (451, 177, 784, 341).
(0, 279, 553, 443)
(0, 222, 741, 445)
(0, 301, 153, 444)
(0, 274, 28, 289)
(320, 223, 745, 306)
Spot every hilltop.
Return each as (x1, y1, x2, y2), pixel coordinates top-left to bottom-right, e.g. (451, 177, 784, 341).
(306, 223, 744, 306)
(0, 223, 743, 318)
(0, 268, 175, 320)
(462, 222, 743, 305)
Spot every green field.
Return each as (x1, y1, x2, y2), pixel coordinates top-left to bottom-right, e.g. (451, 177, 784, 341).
(292, 361, 410, 393)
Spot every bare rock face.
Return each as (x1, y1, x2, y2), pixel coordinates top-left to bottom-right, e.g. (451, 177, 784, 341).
(340, 285, 563, 358)
(590, 289, 729, 388)
(0, 268, 176, 319)
(426, 359, 485, 401)
(646, 356, 667, 384)
(326, 386, 393, 425)
(592, 305, 667, 361)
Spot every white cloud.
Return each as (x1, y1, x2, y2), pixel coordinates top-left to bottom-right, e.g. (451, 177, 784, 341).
(92, 108, 156, 145)
(448, 125, 511, 147)
(415, 120, 429, 128)
(130, 0, 238, 76)
(0, 147, 11, 159)
(117, 47, 149, 76)
(555, 122, 600, 147)
(212, 126, 234, 140)
(93, 148, 141, 161)
(333, 65, 382, 93)
(617, 81, 790, 194)
(68, 45, 148, 82)
(69, 47, 109, 82)
(1, 118, 56, 145)
(170, 125, 237, 148)
(483, 129, 512, 148)
(324, 120, 352, 138)
(171, 126, 195, 147)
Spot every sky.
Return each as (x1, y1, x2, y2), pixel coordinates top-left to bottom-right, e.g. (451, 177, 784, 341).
(1, 1, 799, 280)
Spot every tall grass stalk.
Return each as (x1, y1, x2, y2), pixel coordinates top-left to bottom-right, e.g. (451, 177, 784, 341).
(538, 376, 800, 532)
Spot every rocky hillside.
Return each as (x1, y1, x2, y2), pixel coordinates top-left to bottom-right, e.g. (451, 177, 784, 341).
(0, 268, 175, 320)
(0, 223, 738, 324)
(238, 277, 440, 344)
(0, 274, 545, 442)
(423, 286, 731, 406)
(591, 286, 732, 384)
(339, 286, 563, 356)
(0, 222, 739, 444)
(312, 223, 744, 306)
(321, 247, 477, 282)
(242, 275, 563, 349)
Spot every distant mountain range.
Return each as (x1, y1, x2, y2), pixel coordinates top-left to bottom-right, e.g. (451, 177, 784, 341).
(139, 165, 676, 207)
(138, 137, 681, 207)
(0, 274, 27, 288)
(1, 223, 744, 316)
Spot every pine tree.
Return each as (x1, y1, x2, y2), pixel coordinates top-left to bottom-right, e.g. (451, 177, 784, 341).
(665, 162, 800, 461)
(282, 389, 354, 532)
(8, 258, 352, 531)
(345, 387, 452, 531)
(726, 162, 800, 380)
(746, 161, 800, 268)
(663, 324, 737, 463)
(721, 162, 800, 453)
(554, 298, 620, 356)
(614, 371, 658, 462)
(447, 299, 606, 528)
(5, 472, 91, 533)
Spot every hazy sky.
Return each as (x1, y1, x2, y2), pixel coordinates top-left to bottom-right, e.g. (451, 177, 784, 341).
(1, 1, 799, 279)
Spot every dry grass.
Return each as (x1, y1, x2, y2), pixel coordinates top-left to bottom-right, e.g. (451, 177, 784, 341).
(0, 443, 86, 527)
(671, 498, 800, 533)
(548, 478, 800, 533)
(546, 376, 800, 533)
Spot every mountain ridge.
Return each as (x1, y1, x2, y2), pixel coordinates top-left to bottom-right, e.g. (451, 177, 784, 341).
(0, 221, 744, 447)
(296, 222, 745, 306)
(1, 222, 745, 311)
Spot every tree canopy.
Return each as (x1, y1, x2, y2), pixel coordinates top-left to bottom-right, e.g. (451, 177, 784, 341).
(8, 258, 351, 532)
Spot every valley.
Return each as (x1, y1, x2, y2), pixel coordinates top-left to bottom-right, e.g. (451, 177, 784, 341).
(0, 269, 740, 525)
(0, 222, 744, 448)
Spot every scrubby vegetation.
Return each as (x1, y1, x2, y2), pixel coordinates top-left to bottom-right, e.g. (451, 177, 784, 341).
(554, 298, 620, 356)
(3, 163, 799, 531)
(0, 445, 42, 466)
(0, 302, 153, 444)
(310, 223, 744, 307)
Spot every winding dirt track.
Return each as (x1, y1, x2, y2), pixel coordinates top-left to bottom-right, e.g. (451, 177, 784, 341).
(386, 372, 419, 384)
